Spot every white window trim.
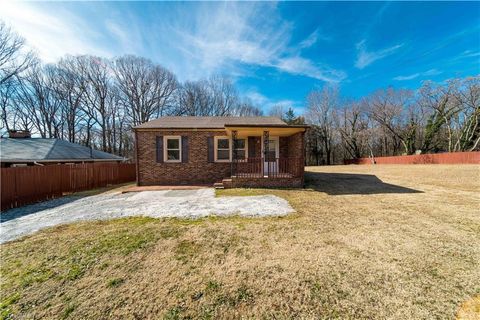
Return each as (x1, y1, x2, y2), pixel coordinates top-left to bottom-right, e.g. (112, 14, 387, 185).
(164, 135, 182, 163)
(214, 136, 231, 162)
(214, 136, 248, 163)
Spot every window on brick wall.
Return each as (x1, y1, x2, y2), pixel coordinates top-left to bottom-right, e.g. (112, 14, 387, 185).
(164, 136, 182, 162)
(215, 136, 230, 162)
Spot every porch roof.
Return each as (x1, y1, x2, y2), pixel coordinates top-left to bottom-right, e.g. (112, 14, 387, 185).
(225, 124, 308, 137)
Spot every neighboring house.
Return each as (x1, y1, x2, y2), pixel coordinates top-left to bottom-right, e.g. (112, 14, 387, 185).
(134, 116, 309, 188)
(0, 130, 125, 167)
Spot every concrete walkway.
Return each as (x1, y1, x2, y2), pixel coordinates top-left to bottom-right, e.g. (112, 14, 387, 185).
(0, 188, 294, 244)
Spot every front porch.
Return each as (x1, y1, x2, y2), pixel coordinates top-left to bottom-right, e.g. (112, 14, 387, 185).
(217, 125, 307, 189)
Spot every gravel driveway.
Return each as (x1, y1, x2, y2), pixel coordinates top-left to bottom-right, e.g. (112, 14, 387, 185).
(0, 188, 293, 244)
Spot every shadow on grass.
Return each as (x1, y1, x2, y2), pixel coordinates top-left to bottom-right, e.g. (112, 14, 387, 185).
(0, 183, 133, 223)
(0, 196, 85, 222)
(305, 172, 422, 195)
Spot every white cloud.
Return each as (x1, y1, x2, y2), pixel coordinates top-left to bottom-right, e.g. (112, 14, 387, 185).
(166, 2, 345, 82)
(393, 68, 442, 81)
(275, 56, 346, 82)
(355, 39, 403, 69)
(459, 50, 480, 59)
(299, 28, 330, 49)
(0, 2, 345, 83)
(245, 90, 304, 115)
(0, 2, 113, 62)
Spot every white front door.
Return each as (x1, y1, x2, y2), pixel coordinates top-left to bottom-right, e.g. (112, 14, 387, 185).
(262, 136, 279, 176)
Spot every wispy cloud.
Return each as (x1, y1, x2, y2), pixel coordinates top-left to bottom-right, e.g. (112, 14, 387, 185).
(0, 2, 113, 62)
(165, 2, 344, 82)
(275, 56, 345, 82)
(355, 39, 403, 69)
(1, 2, 345, 83)
(299, 28, 330, 49)
(245, 90, 304, 114)
(393, 68, 442, 81)
(458, 50, 480, 59)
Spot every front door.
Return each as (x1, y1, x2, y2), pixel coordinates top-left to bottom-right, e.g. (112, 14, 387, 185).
(262, 136, 279, 176)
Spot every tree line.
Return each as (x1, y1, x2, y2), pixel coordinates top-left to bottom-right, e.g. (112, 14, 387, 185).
(1, 22, 478, 163)
(0, 22, 262, 159)
(298, 77, 479, 165)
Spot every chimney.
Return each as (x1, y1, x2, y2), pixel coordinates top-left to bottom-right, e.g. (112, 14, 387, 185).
(8, 130, 31, 139)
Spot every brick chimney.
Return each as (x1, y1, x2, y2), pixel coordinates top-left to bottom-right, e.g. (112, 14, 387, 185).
(8, 130, 31, 138)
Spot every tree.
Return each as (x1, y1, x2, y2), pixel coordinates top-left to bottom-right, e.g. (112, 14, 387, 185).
(366, 88, 420, 155)
(49, 56, 87, 142)
(15, 63, 62, 138)
(0, 22, 34, 86)
(306, 87, 339, 164)
(336, 101, 369, 159)
(114, 55, 177, 125)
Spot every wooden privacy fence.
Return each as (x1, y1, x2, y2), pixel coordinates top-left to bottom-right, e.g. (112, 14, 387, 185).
(1, 163, 136, 211)
(344, 151, 480, 165)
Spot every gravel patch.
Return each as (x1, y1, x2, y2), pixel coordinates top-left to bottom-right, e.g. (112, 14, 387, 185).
(0, 188, 294, 243)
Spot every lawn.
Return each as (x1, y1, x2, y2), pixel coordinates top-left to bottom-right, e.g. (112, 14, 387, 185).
(1, 165, 479, 319)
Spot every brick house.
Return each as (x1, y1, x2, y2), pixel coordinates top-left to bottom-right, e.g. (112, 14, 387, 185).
(133, 116, 308, 188)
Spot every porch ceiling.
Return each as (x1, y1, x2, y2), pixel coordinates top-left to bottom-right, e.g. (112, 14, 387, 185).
(224, 126, 307, 137)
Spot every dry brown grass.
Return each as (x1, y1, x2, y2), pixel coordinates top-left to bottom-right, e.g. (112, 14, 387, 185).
(1, 164, 479, 319)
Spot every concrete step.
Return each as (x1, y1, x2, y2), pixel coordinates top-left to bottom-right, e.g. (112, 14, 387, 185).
(213, 182, 224, 189)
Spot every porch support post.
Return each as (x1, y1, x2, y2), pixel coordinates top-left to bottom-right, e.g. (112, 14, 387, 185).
(231, 130, 238, 177)
(263, 130, 269, 177)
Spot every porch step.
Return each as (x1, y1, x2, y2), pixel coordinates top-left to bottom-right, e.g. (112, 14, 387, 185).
(213, 182, 225, 189)
(221, 178, 233, 189)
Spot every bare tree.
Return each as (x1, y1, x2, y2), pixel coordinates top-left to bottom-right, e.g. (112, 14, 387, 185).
(232, 99, 263, 116)
(114, 55, 177, 125)
(451, 77, 480, 151)
(336, 101, 369, 159)
(49, 56, 86, 142)
(0, 22, 34, 86)
(268, 104, 287, 118)
(76, 55, 116, 150)
(366, 88, 420, 155)
(15, 63, 62, 138)
(306, 87, 339, 164)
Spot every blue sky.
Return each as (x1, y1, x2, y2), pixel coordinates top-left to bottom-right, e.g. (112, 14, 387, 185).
(2, 1, 479, 114)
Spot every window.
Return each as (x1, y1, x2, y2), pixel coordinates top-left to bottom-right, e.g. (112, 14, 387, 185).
(214, 137, 248, 162)
(215, 137, 230, 162)
(164, 136, 181, 162)
(233, 139, 246, 160)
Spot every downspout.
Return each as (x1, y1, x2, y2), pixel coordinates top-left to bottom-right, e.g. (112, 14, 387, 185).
(33, 162, 45, 166)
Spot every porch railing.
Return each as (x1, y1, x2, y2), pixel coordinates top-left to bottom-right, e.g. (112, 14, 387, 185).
(231, 157, 303, 178)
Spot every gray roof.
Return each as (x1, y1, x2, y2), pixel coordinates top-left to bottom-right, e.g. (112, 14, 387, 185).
(134, 116, 288, 129)
(0, 138, 124, 162)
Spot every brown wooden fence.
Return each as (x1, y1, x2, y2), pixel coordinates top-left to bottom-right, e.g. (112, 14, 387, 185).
(344, 151, 480, 165)
(1, 163, 136, 211)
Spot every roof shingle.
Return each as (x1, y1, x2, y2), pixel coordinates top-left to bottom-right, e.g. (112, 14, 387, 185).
(0, 138, 124, 162)
(134, 116, 288, 129)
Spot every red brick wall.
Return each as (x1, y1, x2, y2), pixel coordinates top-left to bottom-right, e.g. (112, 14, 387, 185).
(135, 130, 306, 186)
(344, 151, 480, 165)
(227, 177, 303, 188)
(136, 130, 231, 185)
